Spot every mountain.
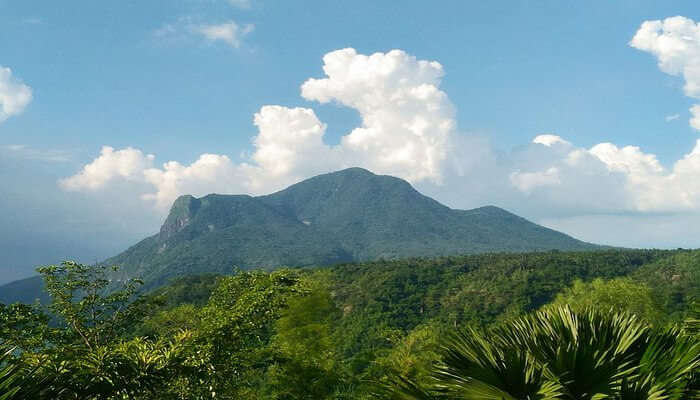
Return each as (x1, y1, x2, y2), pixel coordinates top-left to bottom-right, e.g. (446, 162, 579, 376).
(0, 167, 599, 298)
(104, 168, 597, 290)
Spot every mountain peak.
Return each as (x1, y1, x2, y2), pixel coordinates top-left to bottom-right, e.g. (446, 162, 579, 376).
(330, 167, 375, 176)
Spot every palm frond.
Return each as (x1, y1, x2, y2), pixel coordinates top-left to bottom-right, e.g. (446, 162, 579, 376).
(434, 327, 560, 399)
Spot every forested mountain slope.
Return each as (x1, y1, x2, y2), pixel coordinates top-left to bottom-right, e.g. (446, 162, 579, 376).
(105, 168, 598, 290)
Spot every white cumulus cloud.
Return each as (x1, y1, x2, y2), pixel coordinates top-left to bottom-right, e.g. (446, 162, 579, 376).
(630, 16, 700, 131)
(0, 66, 32, 123)
(690, 105, 700, 131)
(508, 135, 700, 213)
(301, 48, 455, 182)
(143, 154, 243, 209)
(510, 167, 560, 193)
(60, 146, 155, 191)
(249, 106, 334, 182)
(532, 134, 571, 147)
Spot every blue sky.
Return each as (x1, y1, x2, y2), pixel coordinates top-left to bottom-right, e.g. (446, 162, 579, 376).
(2, 0, 700, 283)
(4, 0, 699, 161)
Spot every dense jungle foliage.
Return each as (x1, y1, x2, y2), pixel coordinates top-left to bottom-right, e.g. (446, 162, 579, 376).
(0, 249, 698, 399)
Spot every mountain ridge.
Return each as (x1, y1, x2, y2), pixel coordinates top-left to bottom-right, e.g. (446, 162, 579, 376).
(1, 167, 600, 298)
(103, 167, 598, 290)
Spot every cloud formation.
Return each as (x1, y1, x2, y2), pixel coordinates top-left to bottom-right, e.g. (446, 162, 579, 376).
(508, 135, 700, 213)
(301, 49, 454, 182)
(60, 146, 155, 191)
(63, 49, 458, 210)
(60, 45, 700, 229)
(630, 16, 700, 131)
(0, 66, 32, 123)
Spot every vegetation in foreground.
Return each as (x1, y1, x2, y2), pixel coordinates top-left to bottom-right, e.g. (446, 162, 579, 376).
(0, 249, 697, 399)
(379, 305, 699, 399)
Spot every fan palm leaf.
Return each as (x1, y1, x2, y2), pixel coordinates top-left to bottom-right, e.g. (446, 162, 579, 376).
(434, 327, 562, 399)
(502, 306, 649, 399)
(376, 306, 699, 400)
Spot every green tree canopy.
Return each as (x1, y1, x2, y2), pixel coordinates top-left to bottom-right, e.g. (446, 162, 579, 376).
(550, 277, 667, 325)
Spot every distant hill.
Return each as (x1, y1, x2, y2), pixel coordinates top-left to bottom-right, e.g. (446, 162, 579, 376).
(0, 167, 599, 299)
(0, 275, 47, 305)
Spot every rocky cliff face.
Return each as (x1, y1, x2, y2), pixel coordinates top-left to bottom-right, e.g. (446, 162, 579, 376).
(159, 195, 201, 241)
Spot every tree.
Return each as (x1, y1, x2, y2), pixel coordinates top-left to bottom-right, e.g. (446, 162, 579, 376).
(0, 261, 190, 400)
(135, 303, 202, 338)
(173, 269, 310, 399)
(371, 323, 442, 393)
(37, 261, 145, 350)
(264, 283, 346, 399)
